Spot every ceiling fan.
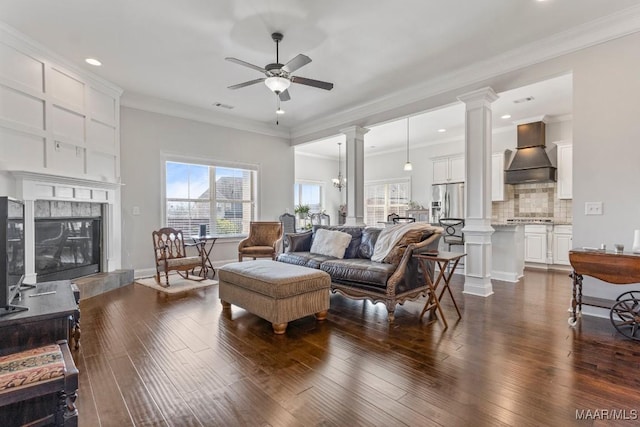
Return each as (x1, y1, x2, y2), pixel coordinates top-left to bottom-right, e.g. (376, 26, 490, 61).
(226, 32, 334, 102)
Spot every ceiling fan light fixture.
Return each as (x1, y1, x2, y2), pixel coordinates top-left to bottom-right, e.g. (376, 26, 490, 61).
(265, 76, 290, 94)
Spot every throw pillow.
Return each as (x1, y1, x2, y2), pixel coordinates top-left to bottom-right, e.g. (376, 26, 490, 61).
(310, 229, 353, 259)
(359, 227, 383, 259)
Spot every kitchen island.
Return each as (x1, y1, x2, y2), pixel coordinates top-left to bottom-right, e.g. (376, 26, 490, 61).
(491, 224, 525, 282)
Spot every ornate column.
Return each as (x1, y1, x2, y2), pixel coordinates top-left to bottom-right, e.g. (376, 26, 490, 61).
(457, 87, 499, 297)
(340, 126, 369, 225)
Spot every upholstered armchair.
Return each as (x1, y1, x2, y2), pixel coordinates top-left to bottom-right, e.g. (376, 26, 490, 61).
(238, 221, 283, 261)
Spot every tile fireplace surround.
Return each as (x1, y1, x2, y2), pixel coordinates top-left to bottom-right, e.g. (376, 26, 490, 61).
(11, 171, 130, 296)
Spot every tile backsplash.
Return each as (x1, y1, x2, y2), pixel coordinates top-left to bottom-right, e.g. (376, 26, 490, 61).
(492, 183, 572, 223)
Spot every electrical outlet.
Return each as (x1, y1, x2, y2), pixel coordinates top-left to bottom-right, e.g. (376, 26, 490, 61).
(132, 206, 140, 216)
(585, 202, 603, 215)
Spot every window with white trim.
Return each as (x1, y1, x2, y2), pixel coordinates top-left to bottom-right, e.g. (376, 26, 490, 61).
(165, 161, 257, 236)
(364, 179, 410, 225)
(294, 181, 324, 213)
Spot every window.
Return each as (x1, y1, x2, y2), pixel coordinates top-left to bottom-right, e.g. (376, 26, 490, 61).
(165, 161, 257, 236)
(294, 182, 323, 213)
(364, 180, 410, 225)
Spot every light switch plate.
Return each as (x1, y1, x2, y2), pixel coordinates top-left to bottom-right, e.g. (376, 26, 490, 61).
(132, 206, 140, 216)
(585, 201, 603, 215)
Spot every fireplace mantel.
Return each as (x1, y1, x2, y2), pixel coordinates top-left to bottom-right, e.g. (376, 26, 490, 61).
(11, 170, 122, 204)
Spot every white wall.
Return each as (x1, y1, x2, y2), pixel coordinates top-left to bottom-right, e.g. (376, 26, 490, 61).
(571, 32, 640, 307)
(294, 153, 343, 222)
(120, 107, 293, 275)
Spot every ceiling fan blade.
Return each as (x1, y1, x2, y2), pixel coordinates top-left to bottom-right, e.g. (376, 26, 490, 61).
(282, 54, 311, 73)
(291, 76, 334, 91)
(225, 57, 267, 73)
(228, 78, 265, 90)
(279, 89, 291, 102)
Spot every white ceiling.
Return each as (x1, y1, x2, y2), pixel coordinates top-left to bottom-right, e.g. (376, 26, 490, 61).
(296, 73, 573, 158)
(1, 0, 637, 133)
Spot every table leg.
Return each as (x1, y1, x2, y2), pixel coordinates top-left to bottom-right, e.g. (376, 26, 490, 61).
(437, 258, 462, 319)
(569, 271, 582, 327)
(419, 259, 448, 328)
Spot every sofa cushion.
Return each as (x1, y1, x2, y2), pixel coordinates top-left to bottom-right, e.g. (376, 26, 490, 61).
(277, 252, 337, 269)
(320, 258, 396, 288)
(310, 229, 352, 259)
(313, 226, 363, 258)
(358, 227, 382, 259)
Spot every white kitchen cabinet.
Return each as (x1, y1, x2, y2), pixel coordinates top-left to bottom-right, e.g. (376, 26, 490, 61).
(555, 141, 573, 199)
(524, 225, 549, 264)
(432, 155, 465, 184)
(553, 225, 573, 265)
(492, 151, 508, 201)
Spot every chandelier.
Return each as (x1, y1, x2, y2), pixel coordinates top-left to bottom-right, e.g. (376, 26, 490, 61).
(332, 142, 346, 191)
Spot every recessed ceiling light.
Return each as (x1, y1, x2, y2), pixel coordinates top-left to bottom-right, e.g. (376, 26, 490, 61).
(369, 145, 376, 149)
(85, 58, 102, 66)
(501, 114, 512, 119)
(213, 102, 234, 110)
(513, 96, 535, 104)
(437, 128, 447, 133)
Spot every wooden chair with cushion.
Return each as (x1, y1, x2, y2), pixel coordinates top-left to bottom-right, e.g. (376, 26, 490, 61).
(152, 227, 206, 287)
(238, 221, 283, 261)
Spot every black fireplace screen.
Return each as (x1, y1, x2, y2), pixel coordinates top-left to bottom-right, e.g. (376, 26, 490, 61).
(35, 217, 101, 282)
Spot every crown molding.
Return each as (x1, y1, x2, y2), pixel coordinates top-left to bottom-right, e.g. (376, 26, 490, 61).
(120, 92, 291, 139)
(290, 4, 640, 144)
(0, 21, 123, 98)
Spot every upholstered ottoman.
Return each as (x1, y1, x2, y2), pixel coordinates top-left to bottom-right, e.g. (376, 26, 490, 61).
(219, 260, 331, 334)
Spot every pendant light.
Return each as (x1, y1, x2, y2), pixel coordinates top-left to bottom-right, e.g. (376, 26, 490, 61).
(404, 117, 413, 171)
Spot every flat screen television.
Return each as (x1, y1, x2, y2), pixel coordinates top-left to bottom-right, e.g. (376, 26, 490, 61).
(0, 196, 31, 315)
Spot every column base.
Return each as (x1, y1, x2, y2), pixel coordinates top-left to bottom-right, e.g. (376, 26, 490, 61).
(463, 276, 494, 297)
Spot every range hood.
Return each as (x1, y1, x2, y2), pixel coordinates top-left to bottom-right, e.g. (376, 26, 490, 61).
(504, 121, 557, 184)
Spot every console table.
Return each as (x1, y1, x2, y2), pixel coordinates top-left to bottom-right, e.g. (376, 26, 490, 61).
(0, 280, 79, 356)
(568, 249, 640, 326)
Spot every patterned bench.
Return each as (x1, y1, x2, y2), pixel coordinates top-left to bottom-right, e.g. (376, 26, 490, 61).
(0, 340, 78, 426)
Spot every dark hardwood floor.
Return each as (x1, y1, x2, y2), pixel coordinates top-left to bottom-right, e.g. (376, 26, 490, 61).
(74, 270, 640, 426)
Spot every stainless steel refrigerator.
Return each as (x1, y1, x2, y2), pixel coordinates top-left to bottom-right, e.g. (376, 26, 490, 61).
(430, 182, 465, 223)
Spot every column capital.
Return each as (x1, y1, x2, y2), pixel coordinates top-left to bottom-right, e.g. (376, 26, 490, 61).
(457, 87, 499, 109)
(340, 125, 370, 140)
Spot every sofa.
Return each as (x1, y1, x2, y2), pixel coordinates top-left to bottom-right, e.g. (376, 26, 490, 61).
(277, 223, 442, 321)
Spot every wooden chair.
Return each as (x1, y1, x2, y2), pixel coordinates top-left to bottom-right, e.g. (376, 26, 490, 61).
(152, 227, 205, 286)
(238, 221, 283, 261)
(279, 213, 296, 252)
(309, 212, 330, 226)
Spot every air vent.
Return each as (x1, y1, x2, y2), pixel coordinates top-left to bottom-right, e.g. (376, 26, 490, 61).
(213, 102, 234, 110)
(513, 96, 535, 104)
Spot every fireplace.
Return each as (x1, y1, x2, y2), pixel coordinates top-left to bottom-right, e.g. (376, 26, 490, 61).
(11, 171, 123, 285)
(34, 201, 103, 282)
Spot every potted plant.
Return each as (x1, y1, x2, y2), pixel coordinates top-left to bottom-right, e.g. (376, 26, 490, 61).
(294, 204, 310, 219)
